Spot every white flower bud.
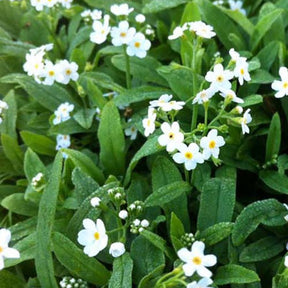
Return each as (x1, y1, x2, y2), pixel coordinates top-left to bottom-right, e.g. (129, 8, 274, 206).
(119, 210, 128, 219)
(90, 197, 101, 207)
(109, 242, 125, 258)
(141, 219, 149, 228)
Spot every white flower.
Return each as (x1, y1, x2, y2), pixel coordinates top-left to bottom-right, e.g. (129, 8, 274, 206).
(173, 143, 204, 170)
(110, 3, 134, 16)
(45, 0, 58, 8)
(189, 21, 216, 39)
(133, 219, 141, 226)
(30, 0, 45, 11)
(0, 228, 20, 270)
(31, 172, 44, 187)
(158, 122, 184, 152)
(126, 32, 151, 58)
(109, 242, 125, 258)
(200, 129, 225, 160)
(142, 107, 156, 137)
(135, 14, 146, 23)
(0, 100, 8, 114)
(213, 0, 224, 5)
(193, 88, 215, 104)
(285, 255, 288, 268)
(90, 9, 102, 20)
(124, 121, 138, 140)
(229, 48, 241, 63)
(77, 219, 108, 257)
(141, 219, 149, 228)
(42, 60, 57, 86)
(205, 63, 234, 92)
(58, 0, 73, 9)
(23, 53, 44, 79)
(119, 210, 128, 219)
(149, 94, 185, 111)
(229, 0, 246, 15)
(81, 9, 92, 18)
(240, 108, 252, 134)
(111, 21, 136, 46)
(53, 102, 74, 125)
(177, 240, 217, 277)
(90, 15, 111, 44)
(90, 197, 101, 207)
(233, 58, 251, 85)
(272, 67, 288, 98)
(220, 89, 244, 104)
(187, 277, 213, 288)
(168, 26, 186, 40)
(56, 134, 71, 150)
(55, 60, 79, 85)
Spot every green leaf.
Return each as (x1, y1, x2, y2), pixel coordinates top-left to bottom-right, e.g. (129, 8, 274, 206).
(98, 101, 125, 176)
(142, 0, 188, 13)
(114, 86, 171, 107)
(214, 264, 260, 285)
(197, 178, 236, 231)
(10, 217, 37, 241)
(170, 212, 185, 252)
(20, 131, 56, 156)
(1, 193, 38, 216)
(259, 170, 288, 194)
(109, 253, 133, 288)
(265, 113, 281, 162)
(232, 199, 287, 246)
(145, 181, 191, 207)
(0, 37, 32, 58)
(130, 235, 165, 284)
(35, 152, 63, 288)
(61, 148, 105, 185)
(250, 8, 283, 52)
(249, 69, 275, 84)
(111, 55, 167, 86)
(53, 232, 110, 286)
(193, 162, 211, 192)
(73, 108, 95, 129)
(0, 270, 25, 288)
(138, 265, 165, 288)
(1, 133, 24, 173)
(24, 148, 46, 182)
(241, 95, 263, 107)
(200, 222, 234, 246)
(240, 236, 284, 263)
(256, 41, 280, 70)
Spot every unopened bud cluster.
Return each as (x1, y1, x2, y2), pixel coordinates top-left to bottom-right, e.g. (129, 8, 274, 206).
(262, 154, 278, 169)
(59, 276, 88, 288)
(107, 187, 126, 204)
(31, 172, 45, 192)
(130, 218, 149, 234)
(128, 200, 144, 216)
(181, 233, 195, 247)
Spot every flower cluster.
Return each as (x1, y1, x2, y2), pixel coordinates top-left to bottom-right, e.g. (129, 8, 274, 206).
(31, 172, 45, 192)
(0, 100, 8, 124)
(59, 276, 88, 288)
(212, 0, 246, 16)
(130, 218, 149, 234)
(23, 44, 79, 85)
(30, 0, 73, 11)
(53, 102, 74, 125)
(56, 135, 71, 158)
(84, 4, 151, 58)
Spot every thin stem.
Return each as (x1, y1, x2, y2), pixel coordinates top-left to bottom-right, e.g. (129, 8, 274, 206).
(123, 46, 131, 89)
(191, 39, 199, 131)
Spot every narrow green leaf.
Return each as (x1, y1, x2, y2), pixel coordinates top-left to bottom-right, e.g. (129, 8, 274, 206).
(214, 264, 260, 285)
(199, 222, 234, 246)
(10, 217, 37, 241)
(170, 213, 185, 252)
(143, 0, 188, 13)
(265, 113, 281, 162)
(109, 253, 133, 288)
(53, 232, 110, 286)
(256, 41, 280, 70)
(24, 148, 46, 182)
(240, 95, 263, 107)
(197, 178, 236, 231)
(20, 131, 56, 156)
(232, 199, 287, 246)
(145, 181, 191, 207)
(61, 148, 105, 185)
(259, 170, 288, 194)
(0, 37, 32, 58)
(98, 101, 125, 176)
(35, 152, 63, 288)
(240, 236, 284, 263)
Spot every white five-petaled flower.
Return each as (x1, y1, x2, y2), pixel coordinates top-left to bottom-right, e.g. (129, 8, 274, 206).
(158, 122, 184, 152)
(177, 240, 217, 278)
(110, 3, 134, 16)
(109, 242, 125, 258)
(168, 26, 186, 40)
(200, 129, 225, 160)
(205, 63, 234, 92)
(234, 57, 251, 86)
(111, 21, 136, 46)
(55, 60, 79, 85)
(229, 48, 241, 63)
(272, 67, 288, 98)
(173, 143, 204, 170)
(90, 14, 111, 44)
(187, 277, 213, 288)
(53, 102, 74, 125)
(193, 88, 215, 104)
(240, 108, 252, 134)
(228, 0, 246, 15)
(189, 21, 216, 39)
(149, 94, 185, 111)
(77, 219, 108, 257)
(220, 89, 244, 104)
(41, 60, 57, 86)
(142, 107, 156, 137)
(124, 121, 138, 140)
(56, 134, 71, 150)
(126, 32, 151, 59)
(90, 197, 101, 207)
(0, 228, 20, 270)
(30, 0, 45, 11)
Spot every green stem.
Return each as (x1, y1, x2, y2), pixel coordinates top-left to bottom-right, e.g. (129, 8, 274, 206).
(123, 46, 131, 89)
(191, 39, 199, 131)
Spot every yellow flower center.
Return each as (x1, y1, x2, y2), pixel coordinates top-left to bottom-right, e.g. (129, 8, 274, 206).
(94, 232, 100, 240)
(240, 68, 245, 75)
(66, 69, 72, 75)
(134, 42, 141, 48)
(147, 119, 151, 126)
(49, 70, 55, 76)
(192, 256, 202, 265)
(101, 30, 105, 34)
(209, 140, 216, 149)
(168, 132, 174, 139)
(0, 246, 3, 253)
(120, 32, 127, 37)
(185, 152, 193, 159)
(217, 75, 224, 82)
(283, 82, 288, 89)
